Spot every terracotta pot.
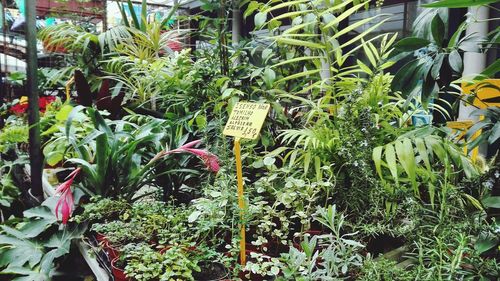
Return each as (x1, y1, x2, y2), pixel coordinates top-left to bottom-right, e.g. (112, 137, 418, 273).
(111, 258, 130, 281)
(105, 241, 120, 260)
(95, 232, 108, 243)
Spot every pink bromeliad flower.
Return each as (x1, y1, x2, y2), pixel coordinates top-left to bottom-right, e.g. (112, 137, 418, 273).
(54, 168, 81, 225)
(157, 140, 220, 173)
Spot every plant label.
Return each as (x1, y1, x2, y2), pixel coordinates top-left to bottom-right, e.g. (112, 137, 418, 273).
(223, 102, 271, 140)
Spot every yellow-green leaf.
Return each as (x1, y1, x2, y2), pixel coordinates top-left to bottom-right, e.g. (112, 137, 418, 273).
(385, 143, 398, 183)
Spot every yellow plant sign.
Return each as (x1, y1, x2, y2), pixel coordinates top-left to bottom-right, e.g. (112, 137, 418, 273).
(223, 102, 271, 140)
(223, 101, 270, 266)
(462, 79, 500, 109)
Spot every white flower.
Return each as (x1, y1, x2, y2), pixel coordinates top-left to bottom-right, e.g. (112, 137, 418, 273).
(483, 180, 494, 190)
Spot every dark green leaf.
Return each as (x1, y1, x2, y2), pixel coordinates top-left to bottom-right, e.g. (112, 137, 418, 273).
(422, 74, 438, 104)
(431, 53, 444, 79)
(487, 122, 500, 144)
(140, 0, 147, 32)
(394, 37, 431, 52)
(126, 0, 140, 29)
(483, 196, 500, 208)
(19, 220, 55, 239)
(449, 21, 467, 48)
(475, 232, 499, 254)
(477, 59, 500, 80)
(431, 14, 445, 46)
(392, 59, 421, 92)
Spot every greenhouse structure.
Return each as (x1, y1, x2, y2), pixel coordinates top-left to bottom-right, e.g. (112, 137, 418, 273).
(0, 0, 499, 280)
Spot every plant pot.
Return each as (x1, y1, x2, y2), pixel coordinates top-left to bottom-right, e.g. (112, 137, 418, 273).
(193, 261, 230, 281)
(95, 232, 108, 244)
(105, 241, 120, 260)
(111, 258, 130, 281)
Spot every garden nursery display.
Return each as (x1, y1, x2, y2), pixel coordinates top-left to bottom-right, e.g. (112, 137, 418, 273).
(0, 0, 499, 280)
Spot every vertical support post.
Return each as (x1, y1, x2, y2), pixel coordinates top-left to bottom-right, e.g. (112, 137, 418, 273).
(458, 6, 490, 156)
(102, 0, 108, 31)
(232, 0, 241, 66)
(234, 137, 246, 266)
(459, 6, 489, 121)
(25, 0, 43, 200)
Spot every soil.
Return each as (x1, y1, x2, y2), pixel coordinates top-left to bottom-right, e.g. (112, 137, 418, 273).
(193, 261, 229, 281)
(366, 234, 405, 257)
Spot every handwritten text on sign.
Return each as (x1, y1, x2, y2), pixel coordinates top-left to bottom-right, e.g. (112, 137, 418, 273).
(223, 102, 271, 140)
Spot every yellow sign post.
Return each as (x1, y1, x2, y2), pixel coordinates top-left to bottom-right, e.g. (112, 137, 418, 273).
(223, 102, 271, 266)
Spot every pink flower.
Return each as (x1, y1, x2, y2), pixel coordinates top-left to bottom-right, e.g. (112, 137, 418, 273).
(158, 140, 220, 173)
(201, 153, 220, 173)
(55, 168, 81, 225)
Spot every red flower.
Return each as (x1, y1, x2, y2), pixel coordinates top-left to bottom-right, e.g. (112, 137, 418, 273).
(39, 96, 56, 112)
(54, 168, 81, 225)
(155, 140, 220, 173)
(10, 103, 28, 115)
(9, 96, 56, 115)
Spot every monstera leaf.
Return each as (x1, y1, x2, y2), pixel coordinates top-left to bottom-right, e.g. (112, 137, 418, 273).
(0, 198, 87, 280)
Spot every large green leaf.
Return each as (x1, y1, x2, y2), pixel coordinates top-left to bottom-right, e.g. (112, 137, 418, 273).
(263, 68, 276, 88)
(244, 1, 260, 19)
(274, 37, 326, 49)
(396, 138, 417, 190)
(474, 232, 499, 254)
(323, 1, 366, 30)
(140, 0, 147, 32)
(20, 206, 58, 238)
(483, 196, 500, 208)
(394, 37, 431, 52)
(431, 14, 445, 46)
(385, 144, 398, 183)
(263, 0, 310, 13)
(126, 0, 140, 29)
(415, 138, 431, 172)
(392, 59, 425, 95)
(0, 235, 43, 268)
(488, 122, 500, 144)
(372, 146, 384, 179)
(477, 59, 500, 80)
(255, 12, 267, 28)
(448, 50, 463, 73)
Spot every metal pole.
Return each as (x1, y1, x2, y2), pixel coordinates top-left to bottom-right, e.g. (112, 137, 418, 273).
(25, 0, 43, 200)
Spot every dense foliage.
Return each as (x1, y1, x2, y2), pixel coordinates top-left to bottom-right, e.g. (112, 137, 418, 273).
(0, 0, 499, 280)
